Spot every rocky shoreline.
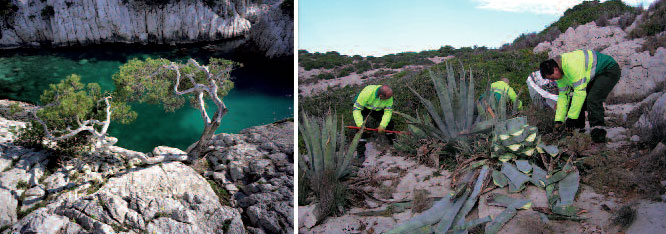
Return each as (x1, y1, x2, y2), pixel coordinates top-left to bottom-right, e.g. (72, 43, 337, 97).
(0, 100, 293, 233)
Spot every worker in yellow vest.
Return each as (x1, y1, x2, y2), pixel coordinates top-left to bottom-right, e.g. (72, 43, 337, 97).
(352, 85, 394, 160)
(491, 78, 523, 110)
(540, 49, 621, 143)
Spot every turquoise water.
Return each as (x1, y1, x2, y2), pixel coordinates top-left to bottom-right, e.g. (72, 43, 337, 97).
(0, 42, 293, 152)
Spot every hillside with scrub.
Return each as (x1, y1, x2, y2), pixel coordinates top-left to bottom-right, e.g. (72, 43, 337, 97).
(298, 0, 666, 233)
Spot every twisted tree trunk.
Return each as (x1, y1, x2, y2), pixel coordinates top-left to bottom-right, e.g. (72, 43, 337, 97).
(165, 59, 231, 162)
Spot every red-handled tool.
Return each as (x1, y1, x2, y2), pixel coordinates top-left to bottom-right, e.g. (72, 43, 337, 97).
(345, 126, 409, 135)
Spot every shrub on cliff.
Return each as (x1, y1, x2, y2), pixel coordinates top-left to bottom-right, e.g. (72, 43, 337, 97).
(16, 75, 136, 158)
(549, 0, 637, 32)
(630, 0, 666, 38)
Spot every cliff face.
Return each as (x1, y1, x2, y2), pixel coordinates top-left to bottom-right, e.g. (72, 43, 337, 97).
(248, 2, 293, 58)
(0, 0, 293, 57)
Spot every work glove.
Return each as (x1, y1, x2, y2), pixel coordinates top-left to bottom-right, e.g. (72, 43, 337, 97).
(565, 118, 577, 131)
(377, 126, 386, 134)
(554, 121, 565, 134)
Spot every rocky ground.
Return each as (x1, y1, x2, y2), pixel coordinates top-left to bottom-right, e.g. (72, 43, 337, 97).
(299, 141, 666, 234)
(0, 102, 293, 234)
(298, 13, 666, 234)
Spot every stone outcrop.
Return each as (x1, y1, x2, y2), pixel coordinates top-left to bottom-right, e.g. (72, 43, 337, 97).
(0, 111, 293, 233)
(248, 2, 293, 58)
(533, 21, 666, 104)
(0, 0, 293, 57)
(205, 120, 294, 234)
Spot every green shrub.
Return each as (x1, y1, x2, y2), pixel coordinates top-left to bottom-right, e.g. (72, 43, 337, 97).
(8, 103, 22, 116)
(630, 0, 666, 38)
(299, 48, 547, 135)
(299, 50, 353, 70)
(354, 61, 372, 74)
(337, 66, 354, 77)
(16, 75, 135, 157)
(641, 34, 666, 56)
(316, 72, 334, 80)
(548, 0, 637, 32)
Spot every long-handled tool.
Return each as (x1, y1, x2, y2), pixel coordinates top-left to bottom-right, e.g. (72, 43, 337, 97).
(345, 126, 409, 135)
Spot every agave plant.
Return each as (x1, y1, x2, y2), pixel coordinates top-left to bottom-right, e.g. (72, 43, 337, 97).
(401, 62, 495, 142)
(490, 117, 540, 163)
(298, 111, 364, 181)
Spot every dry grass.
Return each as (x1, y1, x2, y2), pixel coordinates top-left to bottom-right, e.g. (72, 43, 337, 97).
(561, 131, 593, 155)
(412, 189, 432, 213)
(515, 213, 551, 234)
(633, 143, 666, 197)
(612, 205, 637, 229)
(191, 156, 211, 175)
(580, 148, 637, 197)
(313, 170, 349, 221)
(378, 179, 398, 199)
(522, 103, 555, 135)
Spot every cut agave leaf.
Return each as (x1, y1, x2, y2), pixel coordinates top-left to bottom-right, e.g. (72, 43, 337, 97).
(435, 190, 470, 233)
(546, 184, 559, 208)
(542, 144, 559, 157)
(546, 164, 574, 185)
(508, 181, 526, 193)
(526, 132, 537, 142)
(511, 128, 525, 137)
(507, 144, 521, 152)
(536, 144, 545, 154)
(485, 207, 517, 234)
(492, 170, 509, 187)
(499, 153, 516, 162)
(515, 160, 532, 173)
(501, 163, 530, 193)
(521, 147, 535, 157)
(452, 216, 491, 233)
(557, 170, 579, 207)
(487, 193, 532, 210)
(385, 193, 454, 233)
(531, 164, 547, 188)
(452, 166, 490, 233)
(552, 205, 580, 217)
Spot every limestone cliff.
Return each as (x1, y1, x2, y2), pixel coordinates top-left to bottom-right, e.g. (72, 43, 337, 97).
(0, 0, 293, 57)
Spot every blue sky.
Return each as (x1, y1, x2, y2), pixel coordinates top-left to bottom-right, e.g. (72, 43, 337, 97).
(298, 0, 656, 56)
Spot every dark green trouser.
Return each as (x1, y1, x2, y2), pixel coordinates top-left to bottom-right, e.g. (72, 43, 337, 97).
(570, 63, 621, 128)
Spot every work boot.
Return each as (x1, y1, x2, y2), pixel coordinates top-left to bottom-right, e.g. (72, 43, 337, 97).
(591, 128, 607, 143)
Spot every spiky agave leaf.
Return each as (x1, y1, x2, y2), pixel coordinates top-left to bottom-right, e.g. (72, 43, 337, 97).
(485, 207, 517, 234)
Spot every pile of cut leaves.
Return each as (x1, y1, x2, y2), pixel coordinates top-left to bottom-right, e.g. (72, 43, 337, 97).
(385, 117, 585, 234)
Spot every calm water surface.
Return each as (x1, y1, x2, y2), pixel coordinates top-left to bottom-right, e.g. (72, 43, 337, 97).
(0, 41, 293, 152)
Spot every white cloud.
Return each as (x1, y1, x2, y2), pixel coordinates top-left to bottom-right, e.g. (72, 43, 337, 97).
(473, 0, 656, 15)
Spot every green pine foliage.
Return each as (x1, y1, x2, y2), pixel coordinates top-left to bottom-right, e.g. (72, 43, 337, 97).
(16, 75, 136, 156)
(113, 57, 235, 113)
